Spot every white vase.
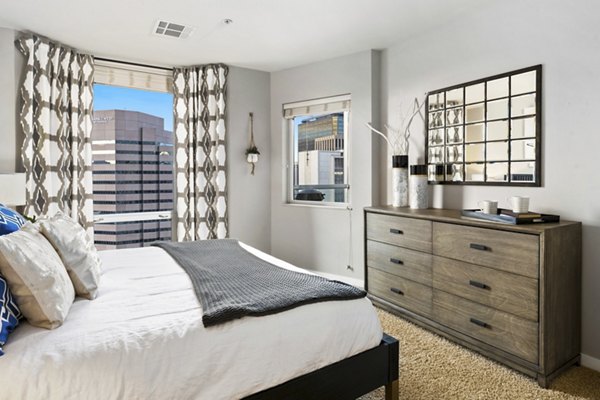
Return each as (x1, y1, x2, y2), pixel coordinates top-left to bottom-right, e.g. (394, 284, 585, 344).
(409, 164, 428, 209)
(392, 155, 408, 207)
(432, 164, 445, 209)
(432, 185, 444, 209)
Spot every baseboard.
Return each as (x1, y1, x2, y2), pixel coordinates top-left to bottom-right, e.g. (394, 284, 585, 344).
(581, 353, 600, 372)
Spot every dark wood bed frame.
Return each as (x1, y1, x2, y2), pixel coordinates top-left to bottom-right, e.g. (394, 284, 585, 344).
(245, 333, 399, 400)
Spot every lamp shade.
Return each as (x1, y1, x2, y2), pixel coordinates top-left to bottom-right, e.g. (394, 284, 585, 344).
(0, 174, 26, 206)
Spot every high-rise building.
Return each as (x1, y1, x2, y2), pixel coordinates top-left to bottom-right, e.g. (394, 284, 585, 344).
(295, 113, 345, 202)
(91, 110, 173, 250)
(297, 113, 344, 152)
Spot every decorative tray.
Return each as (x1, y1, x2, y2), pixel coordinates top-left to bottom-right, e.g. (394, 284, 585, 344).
(461, 208, 560, 225)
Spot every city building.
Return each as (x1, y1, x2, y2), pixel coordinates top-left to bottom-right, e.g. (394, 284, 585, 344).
(295, 113, 345, 202)
(297, 113, 344, 152)
(91, 110, 173, 250)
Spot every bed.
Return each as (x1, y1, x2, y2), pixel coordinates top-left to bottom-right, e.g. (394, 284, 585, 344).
(0, 242, 398, 400)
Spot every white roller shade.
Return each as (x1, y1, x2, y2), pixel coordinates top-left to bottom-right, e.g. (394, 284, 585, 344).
(94, 59, 173, 93)
(283, 94, 351, 119)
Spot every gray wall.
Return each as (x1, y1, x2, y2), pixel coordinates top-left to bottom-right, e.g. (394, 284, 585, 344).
(227, 66, 271, 252)
(379, 0, 600, 363)
(269, 50, 381, 280)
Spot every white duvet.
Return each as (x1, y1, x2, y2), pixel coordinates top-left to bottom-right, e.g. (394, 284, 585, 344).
(0, 243, 383, 400)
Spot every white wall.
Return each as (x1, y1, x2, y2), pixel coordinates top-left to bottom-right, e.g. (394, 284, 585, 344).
(227, 66, 271, 252)
(379, 0, 600, 362)
(269, 50, 380, 280)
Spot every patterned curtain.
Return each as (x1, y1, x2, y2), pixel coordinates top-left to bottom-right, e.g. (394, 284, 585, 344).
(17, 35, 95, 236)
(172, 65, 228, 241)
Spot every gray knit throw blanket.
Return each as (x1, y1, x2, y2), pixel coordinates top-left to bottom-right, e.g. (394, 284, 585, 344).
(153, 239, 366, 327)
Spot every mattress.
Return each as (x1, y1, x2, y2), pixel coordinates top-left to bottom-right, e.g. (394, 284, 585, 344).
(0, 243, 383, 400)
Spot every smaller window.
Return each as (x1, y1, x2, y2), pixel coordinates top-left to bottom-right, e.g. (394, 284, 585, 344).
(283, 95, 350, 205)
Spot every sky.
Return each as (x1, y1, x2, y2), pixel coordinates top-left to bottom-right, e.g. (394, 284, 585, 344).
(94, 84, 174, 131)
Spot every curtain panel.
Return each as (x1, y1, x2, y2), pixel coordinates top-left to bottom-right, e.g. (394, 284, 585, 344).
(17, 35, 95, 235)
(173, 65, 228, 241)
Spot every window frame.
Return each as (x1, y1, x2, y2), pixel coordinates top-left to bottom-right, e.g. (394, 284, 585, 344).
(284, 95, 351, 208)
(91, 60, 175, 243)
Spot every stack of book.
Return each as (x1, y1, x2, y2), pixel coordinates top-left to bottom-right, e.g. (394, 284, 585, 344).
(461, 208, 560, 225)
(499, 209, 542, 220)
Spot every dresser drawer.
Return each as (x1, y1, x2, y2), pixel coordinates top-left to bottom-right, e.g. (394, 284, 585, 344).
(433, 222, 539, 279)
(366, 213, 432, 252)
(367, 240, 432, 285)
(433, 290, 538, 363)
(433, 256, 538, 321)
(368, 267, 432, 317)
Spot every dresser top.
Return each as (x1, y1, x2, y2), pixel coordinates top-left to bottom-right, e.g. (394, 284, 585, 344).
(364, 206, 580, 234)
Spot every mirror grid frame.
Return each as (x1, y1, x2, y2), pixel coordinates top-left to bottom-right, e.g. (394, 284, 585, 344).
(425, 64, 542, 187)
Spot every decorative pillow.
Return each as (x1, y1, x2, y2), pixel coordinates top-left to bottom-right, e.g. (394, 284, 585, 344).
(0, 275, 22, 355)
(0, 204, 26, 236)
(0, 223, 75, 329)
(39, 212, 101, 300)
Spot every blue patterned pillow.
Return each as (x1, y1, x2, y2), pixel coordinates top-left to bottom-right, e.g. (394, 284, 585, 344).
(0, 275, 22, 355)
(0, 204, 26, 236)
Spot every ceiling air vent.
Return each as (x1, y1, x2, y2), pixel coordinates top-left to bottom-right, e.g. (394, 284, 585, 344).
(153, 20, 194, 39)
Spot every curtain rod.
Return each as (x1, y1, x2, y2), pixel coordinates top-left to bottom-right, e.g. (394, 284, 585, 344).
(94, 57, 173, 72)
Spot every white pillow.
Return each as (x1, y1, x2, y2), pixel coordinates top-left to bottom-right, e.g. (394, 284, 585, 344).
(39, 212, 101, 300)
(0, 223, 75, 329)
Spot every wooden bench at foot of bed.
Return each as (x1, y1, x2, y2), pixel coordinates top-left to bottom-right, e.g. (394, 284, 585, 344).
(245, 333, 399, 400)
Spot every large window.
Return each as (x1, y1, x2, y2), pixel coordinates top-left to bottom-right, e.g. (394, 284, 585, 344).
(284, 95, 350, 205)
(92, 61, 174, 250)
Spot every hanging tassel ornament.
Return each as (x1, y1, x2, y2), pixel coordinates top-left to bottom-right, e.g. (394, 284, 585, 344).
(245, 112, 260, 175)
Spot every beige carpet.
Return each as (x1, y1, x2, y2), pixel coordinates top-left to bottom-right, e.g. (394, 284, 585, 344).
(359, 309, 600, 400)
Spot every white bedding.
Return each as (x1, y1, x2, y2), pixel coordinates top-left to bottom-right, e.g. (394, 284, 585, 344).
(0, 243, 383, 400)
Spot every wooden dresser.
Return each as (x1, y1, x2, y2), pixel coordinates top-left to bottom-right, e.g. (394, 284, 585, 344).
(364, 206, 581, 387)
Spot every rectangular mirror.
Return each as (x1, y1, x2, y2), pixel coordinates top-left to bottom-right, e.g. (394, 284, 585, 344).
(425, 65, 542, 186)
(487, 120, 509, 141)
(486, 141, 508, 162)
(511, 116, 536, 138)
(465, 104, 485, 123)
(487, 77, 509, 100)
(446, 107, 463, 126)
(465, 123, 484, 142)
(465, 83, 485, 104)
(446, 126, 463, 144)
(487, 99, 508, 120)
(446, 88, 463, 107)
(510, 139, 536, 161)
(428, 128, 445, 146)
(511, 162, 535, 182)
(486, 162, 509, 182)
(465, 143, 485, 162)
(465, 163, 484, 181)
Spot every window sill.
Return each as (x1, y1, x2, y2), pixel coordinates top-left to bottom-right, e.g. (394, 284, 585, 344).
(283, 202, 351, 211)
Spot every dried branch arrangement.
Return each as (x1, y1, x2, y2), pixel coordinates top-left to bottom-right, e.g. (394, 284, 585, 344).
(366, 97, 425, 156)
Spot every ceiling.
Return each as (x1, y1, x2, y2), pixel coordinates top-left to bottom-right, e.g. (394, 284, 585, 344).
(0, 0, 489, 72)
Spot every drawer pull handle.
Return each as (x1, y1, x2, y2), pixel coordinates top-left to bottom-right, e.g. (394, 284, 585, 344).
(469, 280, 490, 290)
(390, 258, 404, 265)
(470, 318, 490, 329)
(390, 287, 404, 296)
(389, 228, 404, 235)
(469, 243, 490, 251)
